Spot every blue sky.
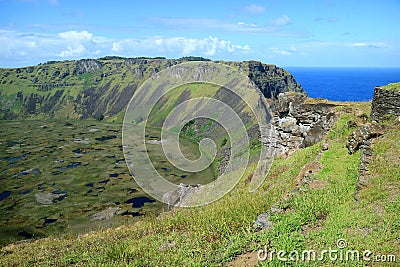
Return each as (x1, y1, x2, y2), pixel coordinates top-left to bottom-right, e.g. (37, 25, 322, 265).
(0, 0, 399, 67)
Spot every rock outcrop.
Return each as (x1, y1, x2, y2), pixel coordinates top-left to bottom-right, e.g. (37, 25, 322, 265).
(371, 85, 400, 121)
(162, 184, 201, 211)
(233, 61, 303, 98)
(35, 191, 67, 205)
(267, 93, 338, 156)
(90, 207, 121, 220)
(73, 59, 102, 75)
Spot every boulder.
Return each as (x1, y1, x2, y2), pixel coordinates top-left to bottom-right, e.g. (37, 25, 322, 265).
(253, 212, 274, 230)
(303, 126, 325, 147)
(278, 117, 297, 132)
(35, 191, 66, 205)
(90, 207, 121, 220)
(162, 183, 200, 211)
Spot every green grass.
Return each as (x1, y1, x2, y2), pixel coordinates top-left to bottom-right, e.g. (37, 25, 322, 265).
(1, 102, 399, 266)
(381, 82, 400, 92)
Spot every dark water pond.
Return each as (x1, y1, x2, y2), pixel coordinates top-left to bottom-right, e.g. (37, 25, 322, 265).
(0, 191, 11, 201)
(99, 179, 110, 184)
(44, 218, 58, 226)
(95, 135, 118, 142)
(128, 188, 138, 194)
(0, 157, 22, 162)
(125, 197, 156, 208)
(59, 162, 81, 170)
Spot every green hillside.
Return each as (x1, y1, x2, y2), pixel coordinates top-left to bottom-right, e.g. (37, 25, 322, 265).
(0, 58, 303, 121)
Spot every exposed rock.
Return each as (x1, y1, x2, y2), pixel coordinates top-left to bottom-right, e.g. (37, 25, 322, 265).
(159, 240, 176, 251)
(268, 93, 338, 156)
(278, 117, 297, 132)
(346, 122, 385, 154)
(90, 207, 121, 220)
(253, 212, 274, 230)
(371, 85, 400, 121)
(162, 183, 201, 211)
(73, 59, 102, 75)
(303, 126, 325, 147)
(270, 205, 283, 214)
(240, 61, 304, 98)
(321, 140, 329, 151)
(35, 191, 67, 205)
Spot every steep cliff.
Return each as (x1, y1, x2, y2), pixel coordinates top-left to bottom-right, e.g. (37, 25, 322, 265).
(0, 58, 303, 120)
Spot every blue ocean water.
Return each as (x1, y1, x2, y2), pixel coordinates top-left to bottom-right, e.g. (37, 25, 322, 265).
(285, 67, 400, 102)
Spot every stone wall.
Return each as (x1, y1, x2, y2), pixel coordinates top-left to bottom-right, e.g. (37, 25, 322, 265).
(371, 86, 400, 121)
(264, 93, 338, 156)
(346, 122, 385, 200)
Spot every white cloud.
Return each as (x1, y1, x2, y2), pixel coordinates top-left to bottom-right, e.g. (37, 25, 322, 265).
(270, 46, 296, 56)
(0, 29, 252, 66)
(270, 15, 291, 26)
(111, 41, 122, 52)
(58, 44, 86, 57)
(271, 49, 291, 56)
(348, 42, 387, 48)
(238, 22, 259, 28)
(58, 30, 93, 41)
(243, 4, 266, 14)
(151, 17, 266, 33)
(152, 17, 307, 37)
(126, 36, 251, 57)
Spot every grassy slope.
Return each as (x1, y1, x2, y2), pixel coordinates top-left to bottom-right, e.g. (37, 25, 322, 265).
(0, 59, 161, 120)
(381, 82, 400, 92)
(1, 102, 399, 266)
(0, 59, 300, 121)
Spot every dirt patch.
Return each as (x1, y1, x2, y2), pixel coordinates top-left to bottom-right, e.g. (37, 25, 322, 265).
(226, 251, 259, 267)
(295, 161, 323, 185)
(308, 179, 328, 189)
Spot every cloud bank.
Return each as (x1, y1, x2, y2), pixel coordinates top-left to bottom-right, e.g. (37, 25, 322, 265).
(0, 29, 252, 67)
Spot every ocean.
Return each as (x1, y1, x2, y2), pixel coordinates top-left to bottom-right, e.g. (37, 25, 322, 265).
(285, 67, 400, 102)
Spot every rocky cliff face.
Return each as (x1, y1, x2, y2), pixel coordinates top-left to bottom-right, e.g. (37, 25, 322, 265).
(0, 58, 303, 120)
(224, 61, 303, 98)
